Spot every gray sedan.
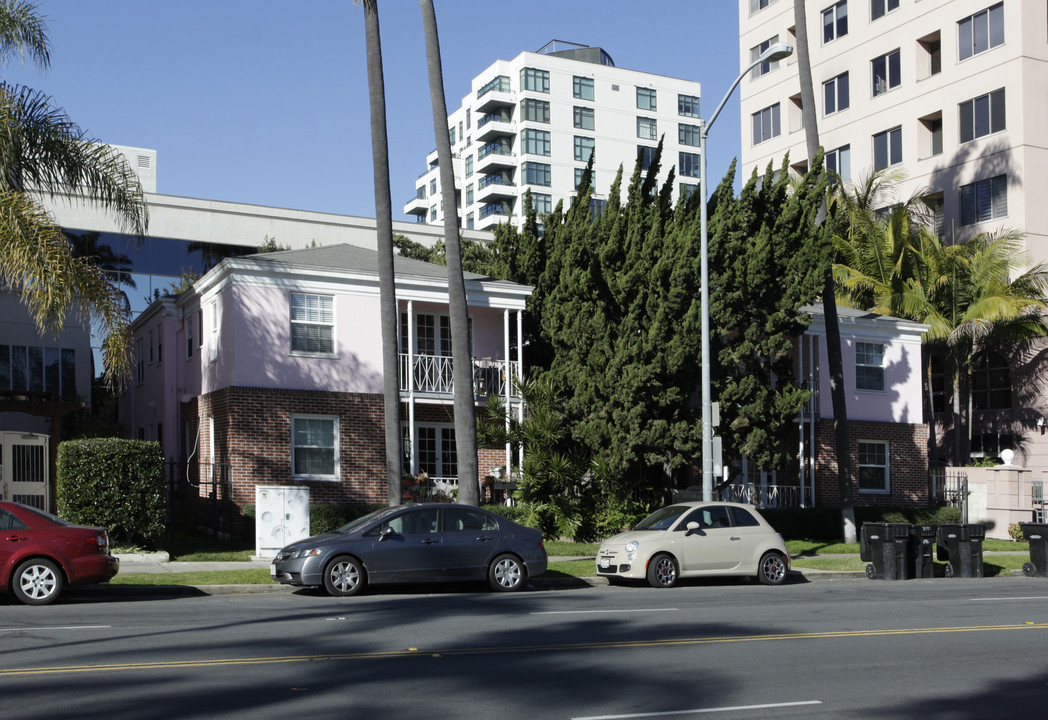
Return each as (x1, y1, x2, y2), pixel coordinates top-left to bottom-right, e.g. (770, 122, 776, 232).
(271, 503, 547, 596)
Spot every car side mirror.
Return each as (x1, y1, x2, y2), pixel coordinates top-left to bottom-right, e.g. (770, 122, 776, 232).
(685, 521, 703, 536)
(379, 526, 396, 541)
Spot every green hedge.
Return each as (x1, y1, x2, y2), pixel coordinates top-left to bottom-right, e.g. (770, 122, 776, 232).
(56, 438, 166, 544)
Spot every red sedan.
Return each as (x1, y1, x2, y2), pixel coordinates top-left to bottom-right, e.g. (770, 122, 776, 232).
(1, 501, 119, 605)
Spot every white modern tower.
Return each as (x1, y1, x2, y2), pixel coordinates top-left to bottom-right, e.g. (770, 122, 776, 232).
(404, 41, 704, 230)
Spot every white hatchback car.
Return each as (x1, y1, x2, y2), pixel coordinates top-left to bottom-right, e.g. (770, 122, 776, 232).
(596, 501, 790, 587)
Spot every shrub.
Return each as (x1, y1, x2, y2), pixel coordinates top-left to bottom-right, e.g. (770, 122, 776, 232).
(56, 438, 166, 544)
(855, 505, 962, 528)
(1009, 523, 1028, 542)
(309, 503, 384, 536)
(483, 504, 530, 526)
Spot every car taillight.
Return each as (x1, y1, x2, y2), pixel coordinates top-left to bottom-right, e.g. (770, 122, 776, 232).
(88, 532, 110, 554)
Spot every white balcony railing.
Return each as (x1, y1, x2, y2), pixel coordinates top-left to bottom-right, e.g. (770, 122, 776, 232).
(718, 483, 813, 509)
(399, 353, 520, 398)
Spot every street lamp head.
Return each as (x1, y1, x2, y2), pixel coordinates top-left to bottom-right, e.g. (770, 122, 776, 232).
(758, 42, 794, 64)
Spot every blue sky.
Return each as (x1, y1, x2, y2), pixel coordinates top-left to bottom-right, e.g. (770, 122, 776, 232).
(4, 1, 744, 223)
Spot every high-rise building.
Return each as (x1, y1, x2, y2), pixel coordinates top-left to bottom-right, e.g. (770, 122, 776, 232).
(739, 0, 1047, 261)
(403, 40, 703, 230)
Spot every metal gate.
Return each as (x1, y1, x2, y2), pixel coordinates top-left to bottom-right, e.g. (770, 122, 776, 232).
(0, 432, 49, 511)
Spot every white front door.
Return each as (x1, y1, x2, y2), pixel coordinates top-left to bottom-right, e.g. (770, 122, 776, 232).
(0, 433, 49, 511)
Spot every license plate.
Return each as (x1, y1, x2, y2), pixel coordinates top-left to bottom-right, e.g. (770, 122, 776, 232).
(270, 564, 277, 577)
(599, 557, 610, 569)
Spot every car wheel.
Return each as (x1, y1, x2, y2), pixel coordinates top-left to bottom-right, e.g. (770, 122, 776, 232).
(489, 554, 526, 592)
(323, 556, 365, 597)
(646, 554, 678, 588)
(757, 552, 788, 586)
(12, 558, 64, 606)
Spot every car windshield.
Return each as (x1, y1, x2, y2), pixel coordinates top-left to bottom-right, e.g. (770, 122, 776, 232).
(334, 506, 402, 534)
(633, 505, 689, 531)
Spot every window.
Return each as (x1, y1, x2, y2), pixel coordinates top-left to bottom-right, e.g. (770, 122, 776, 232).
(826, 145, 851, 181)
(466, 109, 470, 129)
(429, 206, 437, 221)
(574, 167, 586, 190)
(636, 116, 657, 140)
(679, 152, 700, 178)
(919, 113, 944, 158)
(574, 136, 595, 162)
(464, 155, 473, 178)
(856, 341, 885, 391)
(522, 161, 551, 187)
(972, 432, 1014, 458)
(823, 1, 848, 42)
(430, 178, 437, 195)
(925, 191, 945, 238)
(148, 329, 154, 363)
(520, 67, 549, 93)
(531, 193, 552, 215)
(521, 98, 550, 123)
(871, 50, 900, 95)
(573, 106, 594, 130)
(449, 126, 456, 145)
(679, 183, 698, 201)
(290, 293, 334, 354)
(678, 124, 700, 147)
(858, 441, 889, 492)
(871, 0, 898, 21)
(416, 425, 457, 480)
(637, 145, 657, 171)
(136, 338, 144, 385)
(959, 88, 1005, 143)
(917, 31, 942, 79)
(751, 36, 781, 78)
(971, 351, 1011, 411)
(185, 312, 194, 359)
(573, 76, 594, 100)
(445, 507, 498, 532)
(465, 184, 474, 206)
(522, 128, 550, 156)
(156, 324, 163, 364)
(751, 103, 781, 145)
(292, 416, 338, 480)
(678, 94, 700, 118)
(466, 213, 474, 229)
(823, 72, 849, 115)
(636, 87, 657, 111)
(749, 0, 777, 13)
(959, 3, 1004, 61)
(873, 126, 901, 169)
(961, 174, 1007, 226)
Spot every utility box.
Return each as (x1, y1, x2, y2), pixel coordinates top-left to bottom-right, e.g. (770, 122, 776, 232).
(255, 486, 310, 559)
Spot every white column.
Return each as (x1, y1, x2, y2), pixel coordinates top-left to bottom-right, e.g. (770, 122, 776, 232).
(407, 301, 416, 475)
(504, 308, 512, 475)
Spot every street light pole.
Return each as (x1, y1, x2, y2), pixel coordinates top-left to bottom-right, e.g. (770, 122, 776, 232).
(700, 42, 793, 502)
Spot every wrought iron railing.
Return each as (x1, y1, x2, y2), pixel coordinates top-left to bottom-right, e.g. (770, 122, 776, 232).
(931, 467, 969, 522)
(398, 354, 520, 398)
(718, 483, 813, 509)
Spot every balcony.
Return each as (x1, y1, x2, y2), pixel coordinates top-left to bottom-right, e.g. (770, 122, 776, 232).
(476, 112, 514, 142)
(476, 75, 513, 113)
(476, 176, 516, 203)
(476, 149, 516, 174)
(399, 353, 520, 400)
(403, 194, 428, 216)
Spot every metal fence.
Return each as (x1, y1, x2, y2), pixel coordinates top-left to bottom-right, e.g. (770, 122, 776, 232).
(930, 467, 969, 523)
(717, 483, 813, 509)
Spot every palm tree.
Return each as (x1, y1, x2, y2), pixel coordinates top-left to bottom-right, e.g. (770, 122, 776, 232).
(360, 0, 403, 504)
(793, 0, 856, 541)
(0, 0, 147, 387)
(419, 0, 479, 505)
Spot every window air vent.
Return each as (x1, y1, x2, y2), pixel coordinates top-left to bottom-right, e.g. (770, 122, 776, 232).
(137, 155, 151, 169)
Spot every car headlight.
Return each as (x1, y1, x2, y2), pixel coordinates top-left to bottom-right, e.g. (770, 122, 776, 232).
(625, 541, 639, 553)
(293, 548, 321, 559)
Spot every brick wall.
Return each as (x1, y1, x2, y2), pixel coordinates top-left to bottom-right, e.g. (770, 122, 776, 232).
(814, 420, 930, 507)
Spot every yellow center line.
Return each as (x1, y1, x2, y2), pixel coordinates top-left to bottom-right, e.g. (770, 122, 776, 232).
(1, 623, 1045, 677)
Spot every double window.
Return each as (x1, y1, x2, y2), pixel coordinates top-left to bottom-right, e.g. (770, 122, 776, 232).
(871, 0, 898, 21)
(292, 416, 338, 480)
(636, 117, 657, 141)
(871, 50, 900, 96)
(749, 0, 776, 13)
(678, 124, 700, 147)
(858, 441, 889, 493)
(520, 67, 549, 93)
(464, 155, 473, 178)
(873, 126, 901, 170)
(574, 106, 594, 130)
(823, 72, 849, 115)
(679, 152, 700, 178)
(290, 293, 334, 354)
(971, 351, 1011, 411)
(522, 161, 551, 187)
(522, 128, 551, 156)
(855, 341, 885, 391)
(959, 3, 1004, 61)
(678, 94, 700, 118)
(637, 145, 657, 172)
(520, 98, 550, 124)
(826, 145, 851, 181)
(636, 87, 657, 111)
(751, 36, 781, 78)
(531, 193, 552, 215)
(959, 88, 1005, 143)
(574, 136, 595, 163)
(960, 174, 1007, 226)
(573, 76, 594, 100)
(751, 104, 781, 145)
(823, 1, 848, 43)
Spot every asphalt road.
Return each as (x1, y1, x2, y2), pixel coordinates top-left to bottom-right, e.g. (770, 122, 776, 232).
(2, 576, 1047, 719)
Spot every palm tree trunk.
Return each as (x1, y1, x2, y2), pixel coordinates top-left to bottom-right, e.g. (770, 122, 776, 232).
(420, 0, 479, 505)
(794, 0, 856, 541)
(362, 0, 403, 504)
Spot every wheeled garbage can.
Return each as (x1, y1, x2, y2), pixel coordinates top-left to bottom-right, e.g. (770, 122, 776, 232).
(909, 524, 936, 579)
(935, 524, 985, 578)
(860, 523, 912, 580)
(1020, 523, 1048, 578)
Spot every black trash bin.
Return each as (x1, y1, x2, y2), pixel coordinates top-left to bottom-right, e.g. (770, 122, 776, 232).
(860, 523, 912, 580)
(1020, 523, 1048, 578)
(935, 524, 985, 578)
(909, 524, 936, 579)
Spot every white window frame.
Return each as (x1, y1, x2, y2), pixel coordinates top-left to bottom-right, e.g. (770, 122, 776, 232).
(823, 72, 849, 115)
(823, 1, 848, 44)
(636, 116, 657, 141)
(751, 104, 781, 145)
(750, 36, 781, 78)
(292, 415, 339, 482)
(959, 88, 1005, 143)
(855, 341, 886, 391)
(871, 0, 898, 21)
(290, 292, 335, 356)
(873, 126, 902, 170)
(960, 174, 1008, 226)
(958, 3, 1004, 61)
(826, 145, 851, 181)
(871, 49, 900, 96)
(858, 440, 890, 493)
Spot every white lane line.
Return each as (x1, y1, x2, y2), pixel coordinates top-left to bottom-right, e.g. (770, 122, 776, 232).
(970, 596, 1048, 602)
(0, 625, 111, 633)
(532, 608, 678, 616)
(573, 700, 823, 719)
